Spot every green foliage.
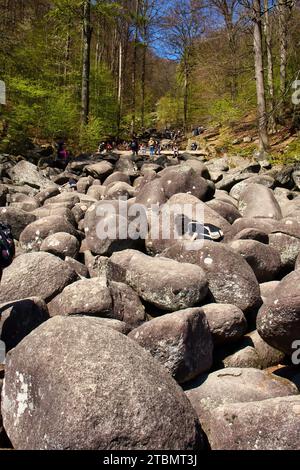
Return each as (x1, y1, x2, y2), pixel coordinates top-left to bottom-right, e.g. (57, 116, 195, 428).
(41, 91, 79, 140)
(90, 65, 118, 138)
(157, 94, 183, 128)
(79, 116, 107, 152)
(208, 98, 244, 126)
(271, 138, 300, 165)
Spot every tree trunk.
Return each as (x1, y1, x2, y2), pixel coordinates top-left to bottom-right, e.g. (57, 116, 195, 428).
(278, 0, 294, 111)
(141, 42, 146, 129)
(117, 40, 123, 137)
(278, 0, 288, 101)
(183, 67, 188, 133)
(228, 33, 238, 101)
(253, 0, 269, 152)
(81, 0, 92, 125)
(131, 0, 140, 135)
(263, 0, 276, 133)
(64, 27, 71, 86)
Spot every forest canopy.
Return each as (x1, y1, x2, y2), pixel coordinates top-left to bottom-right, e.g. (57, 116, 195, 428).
(0, 0, 300, 154)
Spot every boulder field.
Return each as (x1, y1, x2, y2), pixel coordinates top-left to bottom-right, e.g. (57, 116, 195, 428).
(0, 152, 300, 450)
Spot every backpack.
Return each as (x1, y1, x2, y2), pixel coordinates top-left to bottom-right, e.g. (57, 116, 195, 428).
(0, 223, 15, 268)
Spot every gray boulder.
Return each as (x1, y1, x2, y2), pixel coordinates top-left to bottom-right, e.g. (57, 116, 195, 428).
(185, 367, 298, 438)
(201, 304, 247, 345)
(239, 184, 282, 220)
(163, 241, 261, 314)
(34, 186, 60, 206)
(8, 161, 51, 190)
(229, 239, 281, 282)
(222, 346, 263, 369)
(260, 281, 280, 303)
(207, 395, 300, 450)
(40, 232, 79, 259)
(1, 316, 202, 450)
(103, 171, 131, 186)
(85, 161, 113, 180)
(20, 215, 79, 252)
(110, 249, 208, 311)
(257, 270, 300, 354)
(206, 200, 241, 224)
(83, 201, 143, 256)
(128, 308, 213, 383)
(0, 252, 77, 303)
(244, 330, 285, 369)
(47, 278, 112, 318)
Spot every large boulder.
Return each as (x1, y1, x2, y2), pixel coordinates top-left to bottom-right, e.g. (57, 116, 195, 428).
(158, 165, 212, 201)
(243, 330, 285, 369)
(32, 206, 76, 225)
(10, 194, 39, 212)
(1, 316, 203, 450)
(76, 176, 94, 194)
(163, 241, 261, 315)
(269, 231, 300, 272)
(102, 171, 131, 187)
(0, 297, 49, 352)
(0, 207, 36, 240)
(260, 281, 280, 303)
(19, 215, 79, 252)
(83, 201, 143, 256)
(128, 308, 213, 383)
(231, 217, 278, 238)
(109, 250, 208, 311)
(228, 239, 282, 282)
(185, 368, 298, 441)
(207, 395, 300, 450)
(85, 161, 113, 180)
(64, 257, 89, 278)
(201, 304, 247, 345)
(0, 252, 77, 303)
(135, 178, 167, 208)
(206, 200, 241, 224)
(229, 175, 274, 200)
(109, 281, 146, 329)
(40, 232, 79, 259)
(115, 156, 138, 176)
(222, 345, 263, 369)
(47, 278, 112, 318)
(8, 161, 51, 190)
(104, 182, 136, 200)
(48, 278, 146, 329)
(34, 186, 60, 206)
(233, 227, 269, 244)
(257, 270, 300, 354)
(44, 192, 80, 209)
(238, 184, 282, 220)
(146, 193, 233, 255)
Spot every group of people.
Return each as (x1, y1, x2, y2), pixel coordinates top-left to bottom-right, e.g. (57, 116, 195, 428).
(164, 128, 183, 141)
(192, 126, 205, 137)
(130, 137, 179, 158)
